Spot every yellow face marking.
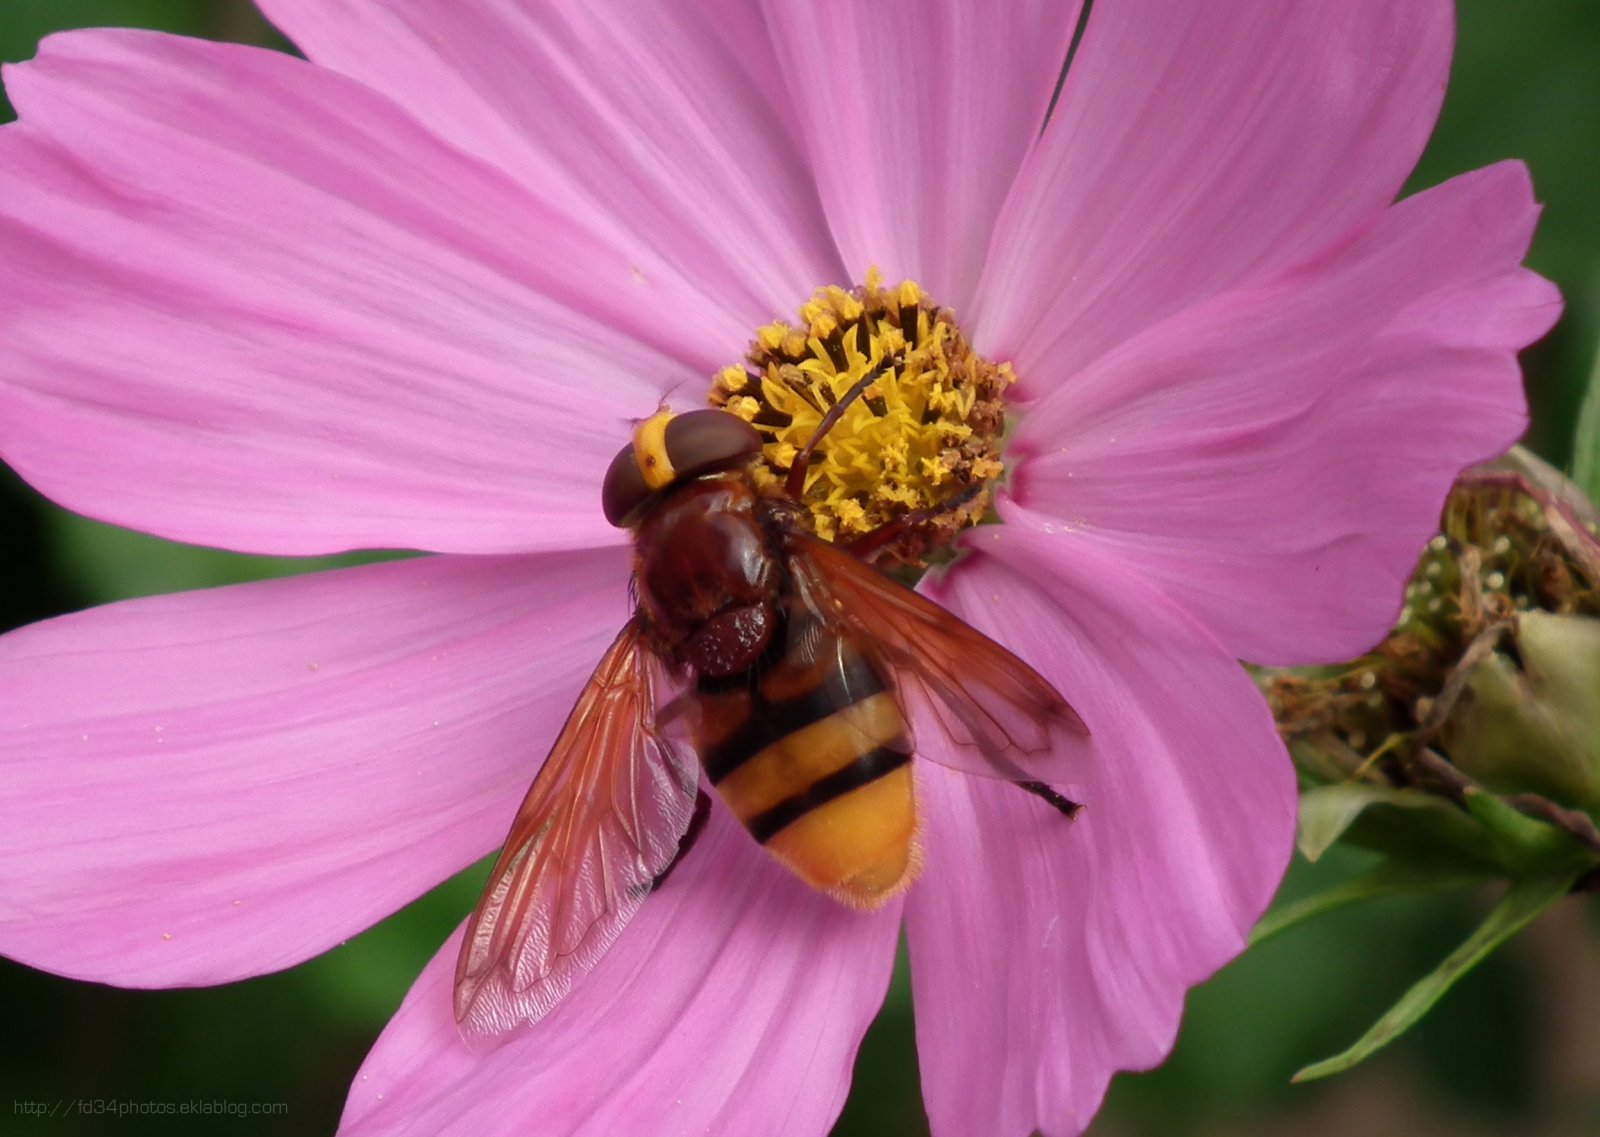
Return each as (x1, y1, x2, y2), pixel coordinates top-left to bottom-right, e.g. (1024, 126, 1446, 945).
(632, 410, 677, 491)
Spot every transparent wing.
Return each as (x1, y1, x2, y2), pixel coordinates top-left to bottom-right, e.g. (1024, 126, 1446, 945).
(785, 532, 1087, 781)
(453, 618, 699, 1041)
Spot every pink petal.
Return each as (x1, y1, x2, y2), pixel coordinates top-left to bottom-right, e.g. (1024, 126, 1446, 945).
(0, 548, 632, 986)
(760, 0, 1084, 309)
(1011, 162, 1560, 665)
(258, 0, 842, 328)
(906, 514, 1295, 1137)
(974, 0, 1456, 389)
(0, 29, 721, 557)
(340, 807, 899, 1137)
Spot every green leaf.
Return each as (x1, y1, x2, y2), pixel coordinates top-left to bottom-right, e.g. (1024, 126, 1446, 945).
(1249, 858, 1493, 947)
(48, 511, 410, 605)
(1462, 787, 1596, 875)
(1572, 336, 1600, 502)
(1297, 783, 1461, 862)
(1291, 870, 1582, 1082)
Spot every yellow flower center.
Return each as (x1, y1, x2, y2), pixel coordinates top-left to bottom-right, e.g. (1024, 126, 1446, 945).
(710, 270, 1011, 567)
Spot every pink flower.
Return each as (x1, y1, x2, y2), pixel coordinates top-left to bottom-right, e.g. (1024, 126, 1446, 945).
(0, 2, 1559, 1135)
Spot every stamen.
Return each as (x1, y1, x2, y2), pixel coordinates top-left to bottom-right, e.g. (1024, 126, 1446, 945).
(711, 269, 1011, 566)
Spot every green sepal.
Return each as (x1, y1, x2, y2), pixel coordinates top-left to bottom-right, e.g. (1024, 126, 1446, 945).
(1461, 787, 1597, 875)
(1297, 783, 1466, 863)
(1249, 857, 1495, 948)
(1309, 785, 1507, 872)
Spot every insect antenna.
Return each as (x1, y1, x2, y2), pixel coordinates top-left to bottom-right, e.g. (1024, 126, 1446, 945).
(784, 358, 895, 500)
(843, 481, 985, 565)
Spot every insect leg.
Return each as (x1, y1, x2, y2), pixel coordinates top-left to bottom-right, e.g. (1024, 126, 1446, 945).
(1014, 780, 1083, 819)
(785, 359, 895, 500)
(842, 481, 985, 564)
(650, 789, 713, 892)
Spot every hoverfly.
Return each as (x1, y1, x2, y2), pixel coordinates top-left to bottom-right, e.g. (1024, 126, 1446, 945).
(454, 369, 1087, 1038)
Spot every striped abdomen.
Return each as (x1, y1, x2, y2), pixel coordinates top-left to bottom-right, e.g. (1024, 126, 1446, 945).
(695, 614, 917, 906)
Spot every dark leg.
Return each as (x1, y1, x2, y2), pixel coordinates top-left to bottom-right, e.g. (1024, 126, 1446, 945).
(785, 360, 894, 500)
(1015, 780, 1082, 819)
(650, 790, 713, 892)
(842, 481, 984, 564)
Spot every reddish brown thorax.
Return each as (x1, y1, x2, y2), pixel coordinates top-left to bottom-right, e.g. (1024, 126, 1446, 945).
(631, 477, 782, 678)
(600, 408, 785, 679)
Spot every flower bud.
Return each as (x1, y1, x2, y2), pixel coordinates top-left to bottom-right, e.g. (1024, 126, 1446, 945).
(1261, 448, 1600, 869)
(1442, 610, 1600, 809)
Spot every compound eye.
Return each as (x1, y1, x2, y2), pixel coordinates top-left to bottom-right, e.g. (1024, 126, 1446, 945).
(664, 410, 762, 478)
(600, 443, 649, 528)
(601, 410, 762, 528)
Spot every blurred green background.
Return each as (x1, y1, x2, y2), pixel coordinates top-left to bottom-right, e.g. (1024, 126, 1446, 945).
(2, 2, 1598, 1134)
